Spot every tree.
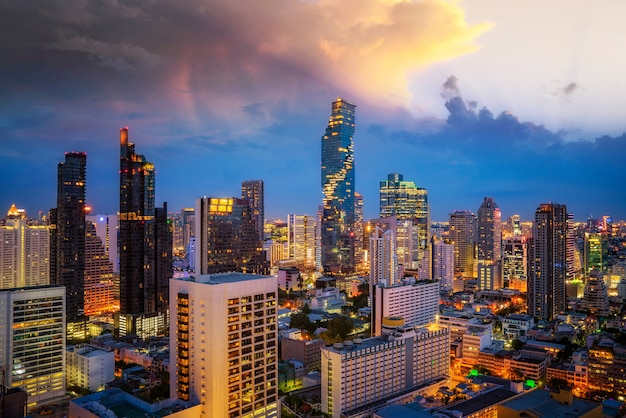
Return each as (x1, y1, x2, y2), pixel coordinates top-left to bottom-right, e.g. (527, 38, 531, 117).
(325, 316, 354, 341)
(290, 312, 314, 333)
(511, 339, 524, 350)
(302, 303, 311, 314)
(547, 377, 571, 391)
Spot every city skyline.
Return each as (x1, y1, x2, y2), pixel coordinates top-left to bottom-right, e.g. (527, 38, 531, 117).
(2, 1, 626, 222)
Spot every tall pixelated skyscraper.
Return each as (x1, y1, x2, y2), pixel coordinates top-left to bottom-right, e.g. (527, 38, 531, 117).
(117, 127, 172, 337)
(50, 152, 86, 321)
(529, 202, 567, 320)
(477, 197, 502, 290)
(379, 173, 430, 275)
(449, 210, 477, 278)
(195, 197, 269, 275)
(241, 180, 264, 242)
(321, 98, 356, 275)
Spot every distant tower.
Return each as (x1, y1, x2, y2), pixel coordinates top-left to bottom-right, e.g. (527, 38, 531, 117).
(321, 98, 356, 275)
(354, 192, 364, 271)
(369, 226, 398, 287)
(241, 180, 264, 241)
(84, 220, 117, 316)
(50, 152, 86, 321)
(379, 173, 429, 274)
(529, 203, 567, 320)
(584, 232, 604, 277)
(477, 197, 502, 290)
(118, 127, 172, 337)
(195, 197, 269, 275)
(449, 210, 477, 278)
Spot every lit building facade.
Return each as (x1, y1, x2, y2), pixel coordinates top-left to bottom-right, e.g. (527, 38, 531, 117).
(582, 275, 609, 317)
(241, 180, 264, 242)
(50, 151, 86, 321)
(371, 279, 440, 337)
(66, 344, 115, 392)
(84, 220, 118, 316)
(432, 238, 454, 293)
(379, 173, 429, 274)
(0, 286, 66, 410)
(584, 232, 604, 277)
(502, 235, 528, 291)
(195, 197, 269, 275)
(322, 325, 449, 418)
(287, 214, 317, 269)
(86, 214, 118, 273)
(117, 127, 172, 337)
(449, 210, 477, 278)
(321, 98, 356, 276)
(170, 273, 279, 418)
(0, 205, 49, 289)
(477, 197, 501, 290)
(529, 203, 567, 321)
(369, 226, 398, 288)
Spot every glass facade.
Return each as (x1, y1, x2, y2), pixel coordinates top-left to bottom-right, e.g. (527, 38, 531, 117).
(321, 98, 356, 275)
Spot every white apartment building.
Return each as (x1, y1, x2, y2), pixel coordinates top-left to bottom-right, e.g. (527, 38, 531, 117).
(462, 323, 493, 367)
(372, 279, 440, 336)
(170, 273, 279, 418)
(502, 314, 534, 343)
(0, 215, 49, 289)
(322, 325, 449, 418)
(433, 239, 454, 293)
(66, 344, 115, 392)
(369, 226, 398, 287)
(287, 214, 317, 269)
(0, 286, 66, 410)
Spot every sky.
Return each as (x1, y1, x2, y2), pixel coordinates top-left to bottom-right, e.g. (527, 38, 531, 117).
(1, 0, 626, 222)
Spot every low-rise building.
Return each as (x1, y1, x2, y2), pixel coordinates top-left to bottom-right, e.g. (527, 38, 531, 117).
(66, 344, 115, 392)
(502, 314, 534, 342)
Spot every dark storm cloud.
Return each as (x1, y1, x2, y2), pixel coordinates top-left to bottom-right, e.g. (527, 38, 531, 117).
(372, 77, 626, 219)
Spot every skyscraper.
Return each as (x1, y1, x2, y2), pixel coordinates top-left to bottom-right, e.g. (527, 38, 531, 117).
(1, 204, 49, 289)
(449, 210, 477, 278)
(118, 127, 172, 337)
(369, 226, 398, 287)
(379, 173, 430, 273)
(287, 214, 317, 269)
(477, 197, 502, 290)
(432, 238, 454, 293)
(529, 203, 567, 320)
(321, 98, 356, 275)
(241, 180, 264, 242)
(502, 235, 528, 291)
(195, 197, 269, 275)
(84, 220, 117, 316)
(50, 152, 86, 321)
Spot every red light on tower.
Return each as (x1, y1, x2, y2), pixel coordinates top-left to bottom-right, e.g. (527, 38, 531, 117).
(84, 206, 92, 214)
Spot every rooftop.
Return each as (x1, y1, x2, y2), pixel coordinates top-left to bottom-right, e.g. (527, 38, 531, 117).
(437, 387, 518, 416)
(500, 389, 600, 417)
(182, 272, 271, 285)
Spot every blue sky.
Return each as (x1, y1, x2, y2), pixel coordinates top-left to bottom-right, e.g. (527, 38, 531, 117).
(1, 0, 625, 221)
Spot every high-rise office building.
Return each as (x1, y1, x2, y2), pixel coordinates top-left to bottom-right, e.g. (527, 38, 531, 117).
(50, 152, 86, 321)
(322, 325, 449, 418)
(1, 205, 49, 289)
(86, 214, 118, 273)
(582, 274, 609, 317)
(181, 207, 195, 258)
(432, 238, 454, 293)
(321, 98, 356, 275)
(502, 235, 528, 291)
(241, 180, 264, 242)
(477, 197, 501, 290)
(354, 192, 364, 271)
(379, 173, 430, 274)
(584, 232, 604, 277)
(84, 220, 117, 317)
(0, 286, 66, 410)
(449, 210, 477, 278)
(170, 273, 279, 418)
(369, 226, 398, 288)
(117, 127, 172, 337)
(528, 203, 568, 320)
(195, 197, 269, 275)
(287, 214, 317, 269)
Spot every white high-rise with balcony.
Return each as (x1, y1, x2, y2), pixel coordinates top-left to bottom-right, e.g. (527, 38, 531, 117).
(170, 273, 279, 418)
